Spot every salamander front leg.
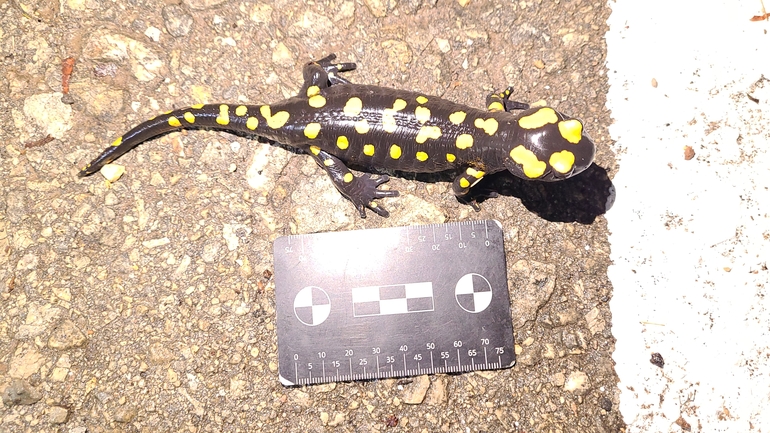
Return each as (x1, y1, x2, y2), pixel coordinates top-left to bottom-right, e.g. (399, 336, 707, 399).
(451, 167, 487, 211)
(486, 87, 530, 112)
(307, 146, 399, 218)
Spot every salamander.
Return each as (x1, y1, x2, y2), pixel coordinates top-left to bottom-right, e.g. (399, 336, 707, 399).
(78, 54, 596, 218)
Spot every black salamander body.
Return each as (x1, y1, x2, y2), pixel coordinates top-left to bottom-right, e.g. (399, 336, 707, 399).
(79, 54, 596, 217)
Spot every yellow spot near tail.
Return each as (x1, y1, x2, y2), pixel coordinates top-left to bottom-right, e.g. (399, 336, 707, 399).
(487, 101, 504, 112)
(235, 105, 248, 116)
(446, 153, 456, 163)
(449, 111, 467, 125)
(337, 136, 349, 150)
(549, 150, 576, 174)
(308, 95, 326, 108)
(309, 145, 321, 155)
(306, 85, 321, 97)
(389, 144, 402, 159)
(355, 119, 370, 134)
(519, 107, 558, 129)
(323, 158, 334, 166)
(415, 106, 431, 123)
(416, 151, 429, 162)
(191, 104, 204, 109)
(363, 144, 375, 156)
(111, 137, 123, 147)
(416, 125, 442, 144)
(455, 133, 474, 149)
(416, 95, 428, 104)
(343, 97, 363, 116)
(168, 116, 182, 127)
(304, 122, 321, 139)
(343, 173, 354, 183)
(558, 119, 583, 144)
(183, 112, 195, 124)
(459, 178, 470, 189)
(216, 104, 230, 126)
(246, 117, 259, 130)
(466, 168, 484, 179)
(260, 105, 290, 129)
(474, 118, 499, 135)
(510, 145, 547, 178)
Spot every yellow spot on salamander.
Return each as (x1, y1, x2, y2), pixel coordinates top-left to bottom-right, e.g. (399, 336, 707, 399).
(323, 158, 334, 167)
(558, 119, 583, 144)
(459, 178, 470, 189)
(449, 111, 467, 125)
(304, 122, 321, 139)
(389, 144, 402, 159)
(466, 167, 485, 179)
(382, 99, 408, 133)
(416, 125, 442, 144)
(518, 107, 558, 129)
(415, 106, 431, 124)
(235, 105, 248, 117)
(343, 97, 363, 116)
(474, 118, 498, 135)
(393, 99, 407, 110)
(510, 145, 547, 178)
(549, 150, 576, 174)
(168, 116, 182, 127)
(246, 117, 259, 130)
(337, 136, 349, 150)
(191, 104, 204, 109)
(363, 144, 375, 156)
(306, 85, 321, 97)
(216, 104, 230, 126)
(183, 112, 195, 124)
(416, 151, 429, 162)
(260, 105, 290, 129)
(111, 137, 123, 147)
(487, 101, 504, 112)
(308, 95, 326, 108)
(309, 145, 321, 156)
(355, 119, 370, 134)
(446, 153, 456, 163)
(455, 134, 473, 149)
(416, 95, 428, 104)
(343, 173, 354, 183)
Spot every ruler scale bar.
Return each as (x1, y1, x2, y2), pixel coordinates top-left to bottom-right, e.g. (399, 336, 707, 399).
(274, 220, 515, 386)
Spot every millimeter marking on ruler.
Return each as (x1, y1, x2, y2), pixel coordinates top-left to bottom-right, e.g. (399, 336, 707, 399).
(273, 220, 516, 386)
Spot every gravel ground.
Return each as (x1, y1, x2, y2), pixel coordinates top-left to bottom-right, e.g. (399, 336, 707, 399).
(0, 0, 619, 431)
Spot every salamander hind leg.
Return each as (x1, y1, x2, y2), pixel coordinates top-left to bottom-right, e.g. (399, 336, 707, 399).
(486, 86, 530, 112)
(451, 167, 489, 212)
(301, 54, 357, 95)
(307, 146, 399, 218)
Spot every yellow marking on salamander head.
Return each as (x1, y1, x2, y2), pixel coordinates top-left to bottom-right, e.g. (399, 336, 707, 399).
(343, 97, 363, 116)
(111, 137, 123, 147)
(337, 136, 349, 150)
(183, 112, 195, 124)
(455, 133, 473, 149)
(473, 118, 498, 135)
(260, 105, 290, 129)
(235, 105, 248, 116)
(519, 107, 558, 129)
(416, 151, 429, 162)
(487, 101, 504, 112)
(558, 119, 583, 144)
(549, 150, 575, 174)
(415, 106, 431, 124)
(246, 117, 259, 130)
(343, 173, 354, 183)
(393, 99, 407, 111)
(446, 153, 456, 163)
(355, 119, 370, 134)
(449, 111, 467, 125)
(306, 85, 320, 97)
(389, 144, 402, 159)
(363, 144, 375, 156)
(191, 104, 204, 109)
(304, 122, 321, 139)
(308, 95, 326, 108)
(510, 145, 547, 178)
(416, 125, 442, 144)
(168, 116, 182, 127)
(416, 95, 428, 104)
(216, 104, 230, 126)
(459, 178, 470, 189)
(309, 145, 321, 155)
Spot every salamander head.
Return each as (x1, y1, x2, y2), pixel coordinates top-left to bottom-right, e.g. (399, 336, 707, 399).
(504, 106, 595, 182)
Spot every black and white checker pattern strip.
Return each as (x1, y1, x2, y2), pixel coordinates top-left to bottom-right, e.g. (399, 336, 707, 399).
(352, 282, 434, 317)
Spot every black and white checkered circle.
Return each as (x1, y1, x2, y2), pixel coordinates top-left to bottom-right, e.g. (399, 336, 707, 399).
(293, 286, 331, 326)
(454, 273, 493, 313)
